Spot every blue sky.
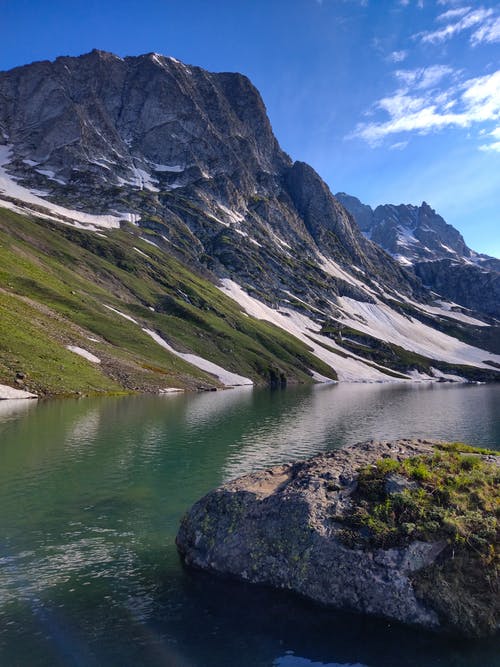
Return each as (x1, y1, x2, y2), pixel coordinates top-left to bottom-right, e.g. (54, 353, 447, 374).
(1, 0, 499, 256)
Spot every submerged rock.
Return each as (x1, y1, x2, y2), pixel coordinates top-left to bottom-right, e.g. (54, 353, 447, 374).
(176, 439, 499, 638)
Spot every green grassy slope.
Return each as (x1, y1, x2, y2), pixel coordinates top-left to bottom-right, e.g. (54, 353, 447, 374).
(0, 206, 337, 396)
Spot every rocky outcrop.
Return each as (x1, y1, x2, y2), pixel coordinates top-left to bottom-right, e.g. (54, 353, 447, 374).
(335, 195, 473, 264)
(177, 439, 499, 637)
(415, 259, 500, 319)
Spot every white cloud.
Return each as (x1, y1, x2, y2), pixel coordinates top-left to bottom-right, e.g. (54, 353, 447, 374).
(479, 140, 500, 152)
(389, 140, 409, 150)
(388, 50, 409, 62)
(394, 65, 454, 89)
(418, 7, 494, 44)
(481, 124, 500, 152)
(350, 69, 500, 147)
(436, 7, 471, 22)
(471, 15, 500, 45)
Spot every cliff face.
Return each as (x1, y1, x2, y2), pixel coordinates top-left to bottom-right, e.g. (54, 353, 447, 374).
(415, 259, 500, 319)
(0, 50, 419, 310)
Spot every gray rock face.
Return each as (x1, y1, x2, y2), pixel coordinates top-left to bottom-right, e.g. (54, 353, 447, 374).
(177, 439, 463, 633)
(335, 192, 374, 233)
(0, 50, 422, 316)
(415, 259, 500, 319)
(336, 195, 472, 264)
(0, 50, 284, 189)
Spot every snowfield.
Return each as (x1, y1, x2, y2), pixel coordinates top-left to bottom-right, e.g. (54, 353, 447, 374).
(219, 279, 500, 382)
(219, 280, 403, 382)
(338, 297, 500, 369)
(66, 346, 101, 364)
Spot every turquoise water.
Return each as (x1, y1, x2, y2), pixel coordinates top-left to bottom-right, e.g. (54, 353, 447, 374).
(0, 383, 499, 667)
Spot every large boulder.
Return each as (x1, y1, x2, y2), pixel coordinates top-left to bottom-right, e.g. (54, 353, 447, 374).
(177, 439, 499, 637)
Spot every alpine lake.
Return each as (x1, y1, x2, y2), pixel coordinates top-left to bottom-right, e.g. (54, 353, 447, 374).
(1, 382, 499, 667)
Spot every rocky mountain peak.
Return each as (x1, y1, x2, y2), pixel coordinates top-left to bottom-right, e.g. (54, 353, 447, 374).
(0, 50, 499, 388)
(0, 50, 422, 310)
(337, 193, 472, 264)
(0, 51, 286, 201)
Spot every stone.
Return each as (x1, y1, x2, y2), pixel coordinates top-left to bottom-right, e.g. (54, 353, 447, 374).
(177, 439, 499, 637)
(384, 473, 418, 495)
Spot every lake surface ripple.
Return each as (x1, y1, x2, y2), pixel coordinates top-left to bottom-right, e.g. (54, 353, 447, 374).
(0, 383, 499, 666)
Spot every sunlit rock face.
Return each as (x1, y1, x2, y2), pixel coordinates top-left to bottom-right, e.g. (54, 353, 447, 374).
(0, 49, 420, 314)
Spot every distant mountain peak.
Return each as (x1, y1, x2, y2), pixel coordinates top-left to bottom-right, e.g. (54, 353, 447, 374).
(336, 192, 500, 317)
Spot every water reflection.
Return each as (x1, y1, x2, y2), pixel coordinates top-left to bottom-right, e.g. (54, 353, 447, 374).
(0, 397, 37, 424)
(275, 657, 369, 667)
(223, 383, 500, 479)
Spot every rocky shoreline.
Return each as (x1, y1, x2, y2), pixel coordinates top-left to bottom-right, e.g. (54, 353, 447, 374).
(176, 439, 499, 638)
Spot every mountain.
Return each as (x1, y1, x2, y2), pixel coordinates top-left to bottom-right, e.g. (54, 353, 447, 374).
(0, 51, 499, 397)
(336, 193, 500, 319)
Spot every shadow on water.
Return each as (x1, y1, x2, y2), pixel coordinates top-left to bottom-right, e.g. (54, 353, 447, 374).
(0, 383, 499, 666)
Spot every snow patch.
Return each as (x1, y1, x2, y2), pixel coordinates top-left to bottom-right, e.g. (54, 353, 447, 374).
(429, 367, 467, 383)
(118, 166, 159, 192)
(0, 145, 131, 229)
(141, 237, 160, 248)
(36, 168, 55, 178)
(66, 346, 101, 364)
(411, 300, 489, 327)
(142, 328, 253, 387)
(218, 204, 245, 224)
(103, 305, 138, 324)
(338, 297, 500, 369)
(133, 246, 149, 258)
(219, 280, 397, 382)
(310, 370, 336, 384)
(269, 230, 292, 251)
(394, 254, 413, 267)
(0, 383, 37, 400)
(317, 253, 375, 294)
(151, 163, 184, 173)
(397, 226, 418, 247)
